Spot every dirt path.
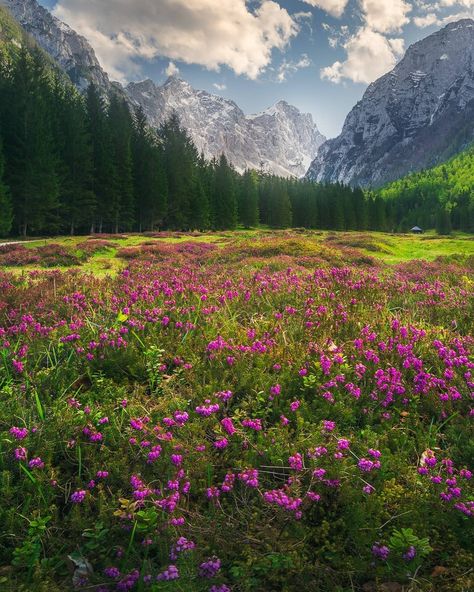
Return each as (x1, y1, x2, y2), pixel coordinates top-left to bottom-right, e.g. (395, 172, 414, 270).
(0, 241, 37, 247)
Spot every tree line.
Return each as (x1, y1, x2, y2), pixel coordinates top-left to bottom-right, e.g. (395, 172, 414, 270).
(376, 147, 474, 235)
(0, 44, 472, 237)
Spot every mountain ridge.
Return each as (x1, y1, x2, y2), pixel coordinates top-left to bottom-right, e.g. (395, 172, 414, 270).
(126, 75, 326, 177)
(306, 18, 474, 187)
(1, 0, 325, 178)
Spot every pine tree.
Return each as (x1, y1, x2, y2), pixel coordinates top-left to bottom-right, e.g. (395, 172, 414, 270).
(331, 186, 345, 230)
(132, 106, 167, 231)
(0, 135, 12, 236)
(3, 47, 59, 235)
(86, 84, 116, 232)
(436, 207, 452, 235)
(52, 77, 95, 234)
(353, 188, 368, 230)
(238, 170, 259, 228)
(190, 175, 210, 230)
(108, 95, 134, 232)
(194, 153, 212, 230)
(160, 113, 196, 230)
(369, 196, 387, 231)
(213, 154, 237, 230)
(344, 188, 357, 230)
(268, 178, 292, 228)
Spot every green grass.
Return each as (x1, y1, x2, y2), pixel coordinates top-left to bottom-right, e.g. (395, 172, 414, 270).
(359, 232, 474, 264)
(2, 230, 473, 277)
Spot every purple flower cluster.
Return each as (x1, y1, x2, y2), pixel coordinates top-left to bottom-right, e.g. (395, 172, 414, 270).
(199, 557, 221, 578)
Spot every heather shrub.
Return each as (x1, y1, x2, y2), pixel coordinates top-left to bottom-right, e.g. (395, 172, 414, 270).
(0, 235, 472, 592)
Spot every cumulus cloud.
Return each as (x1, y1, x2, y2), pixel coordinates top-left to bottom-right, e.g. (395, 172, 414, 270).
(439, 0, 474, 7)
(360, 0, 412, 33)
(213, 83, 227, 91)
(298, 0, 350, 18)
(276, 53, 312, 82)
(321, 27, 405, 84)
(320, 0, 411, 85)
(412, 0, 474, 27)
(413, 12, 440, 26)
(165, 61, 180, 77)
(53, 0, 299, 81)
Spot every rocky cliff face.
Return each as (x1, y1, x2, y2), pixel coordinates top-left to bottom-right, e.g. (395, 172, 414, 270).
(306, 19, 474, 187)
(126, 77, 326, 177)
(1, 0, 112, 91)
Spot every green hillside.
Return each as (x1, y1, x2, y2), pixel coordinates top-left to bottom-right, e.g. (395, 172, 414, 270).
(378, 145, 474, 233)
(0, 5, 25, 58)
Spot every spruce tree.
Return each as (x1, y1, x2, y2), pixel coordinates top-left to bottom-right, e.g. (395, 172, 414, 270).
(0, 135, 12, 236)
(436, 207, 452, 235)
(132, 107, 167, 231)
(160, 113, 196, 230)
(353, 188, 368, 230)
(213, 154, 237, 230)
(3, 47, 59, 235)
(108, 95, 135, 232)
(268, 178, 292, 228)
(190, 176, 210, 230)
(52, 78, 95, 234)
(238, 170, 259, 228)
(86, 84, 116, 232)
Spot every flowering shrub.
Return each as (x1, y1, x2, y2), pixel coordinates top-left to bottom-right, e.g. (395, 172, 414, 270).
(0, 234, 473, 591)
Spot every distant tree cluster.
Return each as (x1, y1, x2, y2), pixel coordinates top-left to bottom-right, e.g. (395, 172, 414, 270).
(0, 44, 472, 237)
(377, 147, 474, 234)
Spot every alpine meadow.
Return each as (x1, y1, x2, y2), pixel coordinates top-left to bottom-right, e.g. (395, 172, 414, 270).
(0, 2, 473, 592)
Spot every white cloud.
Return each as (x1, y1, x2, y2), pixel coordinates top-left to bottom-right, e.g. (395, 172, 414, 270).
(321, 27, 404, 84)
(412, 0, 474, 26)
(54, 0, 299, 81)
(276, 53, 311, 82)
(165, 61, 180, 77)
(299, 0, 350, 18)
(360, 0, 412, 33)
(439, 0, 474, 7)
(413, 12, 440, 26)
(213, 83, 227, 91)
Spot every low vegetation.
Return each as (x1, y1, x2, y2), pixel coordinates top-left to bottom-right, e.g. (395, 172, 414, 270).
(0, 231, 473, 591)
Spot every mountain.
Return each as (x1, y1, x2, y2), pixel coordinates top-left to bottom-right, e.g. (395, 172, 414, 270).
(126, 77, 325, 177)
(307, 19, 474, 188)
(1, 0, 325, 178)
(1, 0, 113, 91)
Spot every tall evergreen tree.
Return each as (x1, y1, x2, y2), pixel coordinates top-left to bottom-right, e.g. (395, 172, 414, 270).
(436, 206, 452, 235)
(0, 135, 12, 236)
(51, 77, 95, 234)
(353, 188, 368, 230)
(160, 113, 196, 230)
(267, 178, 292, 228)
(238, 170, 259, 228)
(190, 175, 210, 230)
(108, 95, 134, 232)
(3, 47, 59, 235)
(213, 154, 237, 230)
(86, 84, 116, 233)
(132, 106, 167, 231)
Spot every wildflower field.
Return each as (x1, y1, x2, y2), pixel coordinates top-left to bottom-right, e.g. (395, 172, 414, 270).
(0, 231, 473, 592)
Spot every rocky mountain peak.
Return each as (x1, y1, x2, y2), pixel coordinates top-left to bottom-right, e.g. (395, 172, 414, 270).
(1, 0, 113, 91)
(3, 0, 325, 177)
(306, 18, 474, 187)
(126, 78, 325, 177)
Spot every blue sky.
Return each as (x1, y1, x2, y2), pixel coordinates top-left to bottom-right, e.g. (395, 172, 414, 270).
(39, 0, 474, 138)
